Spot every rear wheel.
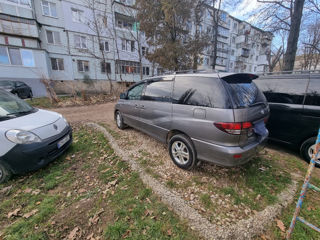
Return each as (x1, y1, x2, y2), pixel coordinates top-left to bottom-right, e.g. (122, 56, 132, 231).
(115, 111, 126, 130)
(0, 162, 12, 184)
(300, 137, 318, 163)
(168, 134, 197, 170)
(28, 90, 33, 99)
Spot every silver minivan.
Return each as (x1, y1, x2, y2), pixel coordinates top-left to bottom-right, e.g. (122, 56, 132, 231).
(114, 73, 269, 169)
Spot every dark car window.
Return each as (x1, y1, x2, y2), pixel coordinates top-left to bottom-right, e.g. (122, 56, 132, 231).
(254, 78, 308, 105)
(142, 80, 173, 102)
(224, 81, 266, 108)
(305, 78, 320, 106)
(0, 81, 14, 87)
(127, 83, 144, 100)
(173, 76, 231, 108)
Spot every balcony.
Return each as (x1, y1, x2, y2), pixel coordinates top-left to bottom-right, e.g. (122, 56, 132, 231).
(0, 19, 39, 38)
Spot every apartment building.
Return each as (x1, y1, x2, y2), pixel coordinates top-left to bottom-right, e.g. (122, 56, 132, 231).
(198, 7, 272, 73)
(0, 0, 272, 96)
(0, 0, 48, 96)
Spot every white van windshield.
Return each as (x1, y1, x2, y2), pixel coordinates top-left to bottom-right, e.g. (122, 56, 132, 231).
(0, 90, 34, 119)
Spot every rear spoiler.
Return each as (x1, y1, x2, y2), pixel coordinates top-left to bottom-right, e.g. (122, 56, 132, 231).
(220, 73, 259, 84)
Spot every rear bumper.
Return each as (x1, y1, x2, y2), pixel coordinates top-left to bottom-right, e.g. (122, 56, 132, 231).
(0, 126, 72, 174)
(192, 135, 268, 167)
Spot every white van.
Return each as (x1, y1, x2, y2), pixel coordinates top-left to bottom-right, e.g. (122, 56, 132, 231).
(0, 89, 72, 183)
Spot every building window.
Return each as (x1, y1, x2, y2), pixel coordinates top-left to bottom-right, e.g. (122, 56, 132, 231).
(0, 47, 35, 67)
(101, 62, 111, 73)
(77, 60, 89, 72)
(233, 23, 237, 30)
(220, 12, 227, 22)
(232, 36, 235, 44)
(218, 26, 229, 37)
(72, 8, 83, 23)
(230, 62, 233, 68)
(99, 41, 109, 52)
(121, 39, 134, 51)
(231, 49, 235, 56)
(51, 58, 64, 71)
(142, 47, 148, 56)
(116, 60, 140, 74)
(42, 0, 57, 18)
(256, 56, 259, 61)
(46, 30, 61, 45)
(20, 49, 35, 67)
(74, 35, 87, 49)
(143, 66, 149, 75)
(6, 0, 31, 7)
(0, 46, 10, 64)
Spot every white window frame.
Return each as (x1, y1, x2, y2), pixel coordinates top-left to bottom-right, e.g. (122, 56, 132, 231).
(72, 8, 83, 23)
(5, 0, 32, 8)
(74, 35, 87, 49)
(100, 41, 109, 52)
(46, 30, 61, 45)
(77, 60, 89, 72)
(0, 46, 35, 67)
(41, 0, 57, 18)
(51, 58, 64, 71)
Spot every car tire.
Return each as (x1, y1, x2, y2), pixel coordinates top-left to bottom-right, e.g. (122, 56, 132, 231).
(28, 91, 33, 99)
(115, 111, 126, 130)
(0, 162, 12, 184)
(168, 134, 197, 170)
(300, 137, 318, 163)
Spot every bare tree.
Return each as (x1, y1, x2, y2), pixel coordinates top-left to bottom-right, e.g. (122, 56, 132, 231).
(209, 0, 222, 70)
(301, 21, 320, 70)
(267, 45, 283, 72)
(256, 0, 306, 72)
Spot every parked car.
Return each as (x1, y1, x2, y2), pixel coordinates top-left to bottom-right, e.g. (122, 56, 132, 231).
(255, 73, 320, 162)
(0, 80, 33, 99)
(0, 89, 72, 183)
(114, 73, 269, 169)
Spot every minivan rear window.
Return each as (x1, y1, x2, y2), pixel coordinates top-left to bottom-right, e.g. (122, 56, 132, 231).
(173, 76, 231, 109)
(224, 82, 266, 108)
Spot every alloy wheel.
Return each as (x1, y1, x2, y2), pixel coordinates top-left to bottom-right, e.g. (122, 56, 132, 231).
(171, 141, 190, 165)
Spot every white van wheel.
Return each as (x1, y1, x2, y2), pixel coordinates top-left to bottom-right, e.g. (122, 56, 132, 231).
(0, 162, 12, 184)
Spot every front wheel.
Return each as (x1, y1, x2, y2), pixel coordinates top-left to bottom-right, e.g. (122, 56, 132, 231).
(115, 111, 126, 130)
(0, 162, 12, 184)
(300, 137, 318, 163)
(168, 134, 197, 170)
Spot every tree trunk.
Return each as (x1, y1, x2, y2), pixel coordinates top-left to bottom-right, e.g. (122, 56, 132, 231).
(283, 0, 305, 72)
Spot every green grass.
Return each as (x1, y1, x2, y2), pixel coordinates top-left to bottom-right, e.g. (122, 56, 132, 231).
(200, 194, 212, 209)
(0, 127, 198, 240)
(104, 171, 196, 240)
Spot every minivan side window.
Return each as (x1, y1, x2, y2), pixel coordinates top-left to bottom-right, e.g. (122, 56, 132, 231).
(304, 78, 320, 106)
(142, 80, 173, 102)
(173, 76, 230, 108)
(254, 78, 308, 105)
(127, 83, 144, 100)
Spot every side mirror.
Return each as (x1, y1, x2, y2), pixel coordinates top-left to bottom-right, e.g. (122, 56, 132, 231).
(120, 92, 127, 99)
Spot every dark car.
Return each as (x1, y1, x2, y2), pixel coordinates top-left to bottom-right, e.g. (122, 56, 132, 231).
(255, 73, 320, 162)
(0, 80, 33, 99)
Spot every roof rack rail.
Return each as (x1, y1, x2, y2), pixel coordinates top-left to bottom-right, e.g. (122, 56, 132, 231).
(257, 70, 320, 76)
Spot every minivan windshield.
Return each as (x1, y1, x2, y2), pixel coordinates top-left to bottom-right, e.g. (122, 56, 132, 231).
(225, 82, 266, 108)
(0, 90, 34, 120)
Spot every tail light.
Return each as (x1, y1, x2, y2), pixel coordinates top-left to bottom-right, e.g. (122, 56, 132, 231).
(214, 122, 253, 135)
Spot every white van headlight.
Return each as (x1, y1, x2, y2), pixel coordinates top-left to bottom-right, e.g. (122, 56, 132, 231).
(6, 130, 42, 144)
